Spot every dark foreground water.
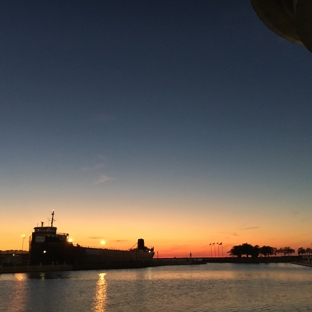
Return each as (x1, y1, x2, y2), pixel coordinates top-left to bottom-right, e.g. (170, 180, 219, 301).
(1, 263, 312, 311)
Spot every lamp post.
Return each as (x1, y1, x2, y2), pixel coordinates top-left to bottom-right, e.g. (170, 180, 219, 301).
(21, 234, 26, 251)
(219, 242, 223, 257)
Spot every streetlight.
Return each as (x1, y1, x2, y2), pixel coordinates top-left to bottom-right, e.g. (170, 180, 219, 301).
(21, 234, 26, 251)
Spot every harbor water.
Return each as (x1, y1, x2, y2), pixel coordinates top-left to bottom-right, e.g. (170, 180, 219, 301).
(1, 263, 312, 311)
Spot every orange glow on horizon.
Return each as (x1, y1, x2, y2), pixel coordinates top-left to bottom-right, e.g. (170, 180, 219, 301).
(1, 205, 312, 257)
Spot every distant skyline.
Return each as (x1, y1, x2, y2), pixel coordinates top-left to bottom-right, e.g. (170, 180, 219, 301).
(1, 0, 312, 257)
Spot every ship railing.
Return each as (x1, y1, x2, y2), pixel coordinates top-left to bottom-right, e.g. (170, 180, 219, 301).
(73, 244, 153, 252)
(74, 245, 132, 251)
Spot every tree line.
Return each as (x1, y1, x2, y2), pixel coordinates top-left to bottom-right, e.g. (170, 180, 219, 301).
(228, 243, 311, 258)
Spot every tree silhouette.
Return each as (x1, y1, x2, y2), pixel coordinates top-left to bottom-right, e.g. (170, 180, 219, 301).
(306, 248, 312, 255)
(273, 247, 278, 256)
(229, 244, 298, 258)
(259, 246, 274, 257)
(275, 248, 284, 256)
(252, 244, 260, 258)
(229, 245, 243, 258)
(281, 247, 295, 256)
(229, 243, 260, 258)
(241, 243, 255, 258)
(297, 247, 306, 255)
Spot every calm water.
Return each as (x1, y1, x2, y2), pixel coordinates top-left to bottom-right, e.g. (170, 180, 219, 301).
(1, 263, 312, 311)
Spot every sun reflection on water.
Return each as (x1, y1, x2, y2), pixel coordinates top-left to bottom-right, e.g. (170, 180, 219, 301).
(15, 273, 25, 281)
(92, 272, 107, 312)
(5, 274, 27, 312)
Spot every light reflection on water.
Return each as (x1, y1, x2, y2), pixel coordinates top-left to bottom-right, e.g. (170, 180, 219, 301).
(0, 263, 312, 311)
(5, 273, 27, 312)
(92, 273, 107, 312)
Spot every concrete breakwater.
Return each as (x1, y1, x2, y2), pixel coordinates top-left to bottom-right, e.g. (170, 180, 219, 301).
(291, 255, 312, 268)
(153, 256, 300, 265)
(0, 256, 302, 274)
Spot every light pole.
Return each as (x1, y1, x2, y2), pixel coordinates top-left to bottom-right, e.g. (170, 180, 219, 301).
(219, 242, 223, 257)
(21, 234, 26, 251)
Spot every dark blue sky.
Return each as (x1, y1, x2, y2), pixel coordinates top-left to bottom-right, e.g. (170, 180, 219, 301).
(1, 0, 312, 252)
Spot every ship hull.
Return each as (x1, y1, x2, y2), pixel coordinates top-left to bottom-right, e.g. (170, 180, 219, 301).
(71, 246, 154, 269)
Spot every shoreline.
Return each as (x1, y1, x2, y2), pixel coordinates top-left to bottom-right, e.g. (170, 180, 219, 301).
(1, 256, 306, 274)
(291, 262, 312, 268)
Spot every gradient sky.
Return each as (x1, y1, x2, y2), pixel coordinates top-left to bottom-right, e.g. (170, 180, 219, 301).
(1, 0, 312, 257)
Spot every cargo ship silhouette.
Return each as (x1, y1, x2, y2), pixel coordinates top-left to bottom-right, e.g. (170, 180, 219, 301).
(29, 211, 154, 269)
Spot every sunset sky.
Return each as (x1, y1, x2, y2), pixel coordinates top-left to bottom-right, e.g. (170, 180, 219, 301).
(1, 1, 312, 257)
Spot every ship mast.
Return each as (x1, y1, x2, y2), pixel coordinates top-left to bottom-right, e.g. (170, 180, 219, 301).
(50, 210, 55, 227)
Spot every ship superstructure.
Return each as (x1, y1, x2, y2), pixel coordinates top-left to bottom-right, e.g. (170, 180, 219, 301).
(29, 211, 73, 264)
